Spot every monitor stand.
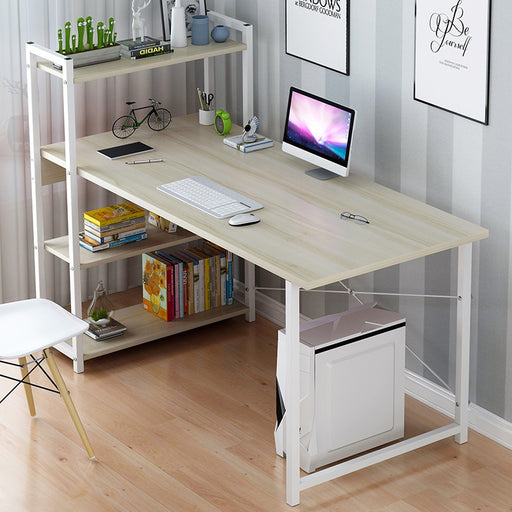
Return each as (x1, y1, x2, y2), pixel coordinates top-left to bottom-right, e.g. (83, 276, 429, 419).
(305, 168, 338, 180)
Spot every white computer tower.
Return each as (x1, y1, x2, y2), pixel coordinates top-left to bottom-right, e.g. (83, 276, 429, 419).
(275, 303, 406, 473)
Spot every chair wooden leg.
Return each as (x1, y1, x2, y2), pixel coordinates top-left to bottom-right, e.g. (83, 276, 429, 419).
(43, 348, 96, 460)
(18, 357, 36, 417)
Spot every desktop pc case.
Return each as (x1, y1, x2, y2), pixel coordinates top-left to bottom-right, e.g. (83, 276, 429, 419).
(275, 303, 406, 473)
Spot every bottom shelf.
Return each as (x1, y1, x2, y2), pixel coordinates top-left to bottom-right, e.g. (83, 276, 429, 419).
(57, 297, 249, 361)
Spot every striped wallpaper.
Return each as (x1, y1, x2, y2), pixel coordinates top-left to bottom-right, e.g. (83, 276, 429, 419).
(210, 0, 512, 422)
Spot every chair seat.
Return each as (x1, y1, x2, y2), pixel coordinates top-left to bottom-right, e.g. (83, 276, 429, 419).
(0, 298, 88, 358)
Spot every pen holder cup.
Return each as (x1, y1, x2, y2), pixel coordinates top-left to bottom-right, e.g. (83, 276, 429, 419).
(199, 109, 216, 126)
(191, 15, 210, 45)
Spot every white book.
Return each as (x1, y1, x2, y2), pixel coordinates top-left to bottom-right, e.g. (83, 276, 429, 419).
(223, 134, 274, 153)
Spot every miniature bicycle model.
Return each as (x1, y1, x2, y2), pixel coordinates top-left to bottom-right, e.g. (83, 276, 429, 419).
(112, 98, 171, 138)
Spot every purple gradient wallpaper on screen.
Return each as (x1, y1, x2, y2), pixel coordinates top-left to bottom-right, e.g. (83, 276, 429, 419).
(286, 91, 352, 162)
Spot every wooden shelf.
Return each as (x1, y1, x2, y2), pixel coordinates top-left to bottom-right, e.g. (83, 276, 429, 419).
(45, 225, 201, 269)
(57, 298, 249, 360)
(37, 39, 246, 84)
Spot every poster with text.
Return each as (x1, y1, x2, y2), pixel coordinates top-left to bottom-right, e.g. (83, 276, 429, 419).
(414, 0, 491, 124)
(286, 0, 350, 75)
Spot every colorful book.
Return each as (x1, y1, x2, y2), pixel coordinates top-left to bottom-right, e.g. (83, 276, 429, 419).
(206, 242, 230, 306)
(83, 201, 145, 227)
(181, 248, 205, 313)
(142, 252, 174, 321)
(79, 231, 147, 252)
(158, 248, 197, 317)
(84, 218, 146, 236)
(84, 226, 147, 244)
(155, 250, 184, 319)
(187, 246, 211, 311)
(121, 44, 172, 59)
(171, 249, 196, 316)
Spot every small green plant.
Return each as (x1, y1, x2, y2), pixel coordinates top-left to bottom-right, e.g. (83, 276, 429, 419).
(89, 308, 109, 322)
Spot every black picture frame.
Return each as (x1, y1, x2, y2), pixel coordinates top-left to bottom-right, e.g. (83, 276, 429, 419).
(160, 0, 207, 41)
(285, 0, 350, 75)
(414, 0, 491, 125)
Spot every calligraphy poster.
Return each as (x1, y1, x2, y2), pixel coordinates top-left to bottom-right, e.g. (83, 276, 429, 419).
(414, 0, 491, 124)
(286, 0, 350, 75)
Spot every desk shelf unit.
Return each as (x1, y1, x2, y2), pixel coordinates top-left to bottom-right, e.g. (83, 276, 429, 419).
(26, 12, 254, 373)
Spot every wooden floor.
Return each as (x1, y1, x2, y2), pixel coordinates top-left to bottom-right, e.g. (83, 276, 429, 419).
(1, 315, 512, 512)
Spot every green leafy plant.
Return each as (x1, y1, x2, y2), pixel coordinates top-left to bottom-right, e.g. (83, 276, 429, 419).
(89, 308, 109, 321)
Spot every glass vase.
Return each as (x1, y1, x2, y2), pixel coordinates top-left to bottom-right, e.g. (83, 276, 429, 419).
(87, 280, 114, 326)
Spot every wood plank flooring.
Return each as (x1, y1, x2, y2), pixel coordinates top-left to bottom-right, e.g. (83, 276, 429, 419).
(1, 315, 511, 511)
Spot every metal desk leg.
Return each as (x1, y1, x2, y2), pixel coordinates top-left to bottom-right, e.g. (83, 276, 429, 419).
(285, 281, 301, 506)
(455, 243, 472, 444)
(244, 260, 256, 322)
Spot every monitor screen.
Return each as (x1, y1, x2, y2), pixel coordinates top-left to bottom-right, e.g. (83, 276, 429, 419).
(282, 87, 356, 179)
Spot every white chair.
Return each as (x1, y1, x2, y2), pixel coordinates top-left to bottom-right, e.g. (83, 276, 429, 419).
(0, 298, 95, 459)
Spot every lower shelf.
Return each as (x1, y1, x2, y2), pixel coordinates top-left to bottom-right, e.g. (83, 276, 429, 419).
(56, 300, 249, 361)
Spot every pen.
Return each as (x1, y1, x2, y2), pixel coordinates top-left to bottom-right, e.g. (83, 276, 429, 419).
(125, 159, 164, 165)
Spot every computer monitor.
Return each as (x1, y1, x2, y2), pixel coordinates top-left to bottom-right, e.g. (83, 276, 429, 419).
(282, 87, 356, 180)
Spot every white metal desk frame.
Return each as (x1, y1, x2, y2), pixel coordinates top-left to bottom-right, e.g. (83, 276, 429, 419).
(26, 18, 475, 506)
(25, 12, 256, 372)
(282, 244, 472, 505)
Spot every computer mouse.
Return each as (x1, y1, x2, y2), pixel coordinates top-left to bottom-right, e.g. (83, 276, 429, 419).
(228, 213, 261, 226)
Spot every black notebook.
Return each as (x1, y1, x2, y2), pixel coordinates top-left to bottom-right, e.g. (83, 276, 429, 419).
(97, 141, 154, 159)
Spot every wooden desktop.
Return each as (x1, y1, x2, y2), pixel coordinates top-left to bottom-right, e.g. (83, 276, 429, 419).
(40, 114, 488, 505)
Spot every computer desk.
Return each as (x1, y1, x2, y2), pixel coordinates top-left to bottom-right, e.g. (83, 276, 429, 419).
(41, 114, 489, 505)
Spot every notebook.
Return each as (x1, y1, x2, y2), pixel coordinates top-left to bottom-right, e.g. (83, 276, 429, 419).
(97, 141, 154, 159)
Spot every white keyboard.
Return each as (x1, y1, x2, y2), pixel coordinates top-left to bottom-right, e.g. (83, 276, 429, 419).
(157, 175, 263, 219)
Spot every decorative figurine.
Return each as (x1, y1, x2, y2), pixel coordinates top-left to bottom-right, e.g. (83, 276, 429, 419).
(77, 17, 85, 52)
(86, 16, 94, 49)
(57, 15, 117, 54)
(64, 21, 72, 54)
(131, 0, 152, 41)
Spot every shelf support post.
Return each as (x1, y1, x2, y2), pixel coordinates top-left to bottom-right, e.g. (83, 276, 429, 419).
(61, 57, 84, 373)
(26, 43, 46, 299)
(454, 243, 472, 443)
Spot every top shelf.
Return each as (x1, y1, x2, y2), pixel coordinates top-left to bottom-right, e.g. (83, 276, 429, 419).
(37, 39, 247, 84)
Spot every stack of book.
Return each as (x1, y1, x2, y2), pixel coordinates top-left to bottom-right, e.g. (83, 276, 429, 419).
(85, 318, 127, 341)
(223, 134, 274, 153)
(142, 241, 233, 322)
(118, 36, 172, 60)
(80, 201, 147, 252)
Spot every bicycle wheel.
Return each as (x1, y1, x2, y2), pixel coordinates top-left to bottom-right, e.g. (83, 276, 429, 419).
(112, 115, 137, 138)
(147, 108, 172, 131)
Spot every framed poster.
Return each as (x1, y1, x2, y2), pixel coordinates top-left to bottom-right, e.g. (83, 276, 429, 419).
(160, 0, 207, 41)
(414, 0, 491, 124)
(285, 0, 350, 75)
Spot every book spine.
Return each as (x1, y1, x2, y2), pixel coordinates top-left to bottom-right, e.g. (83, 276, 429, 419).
(121, 44, 171, 59)
(80, 232, 147, 252)
(226, 251, 233, 305)
(84, 226, 146, 243)
(107, 232, 147, 248)
(192, 260, 200, 313)
(181, 262, 188, 317)
(84, 219, 146, 235)
(219, 252, 227, 306)
(240, 141, 274, 153)
(84, 210, 145, 227)
(118, 36, 162, 49)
